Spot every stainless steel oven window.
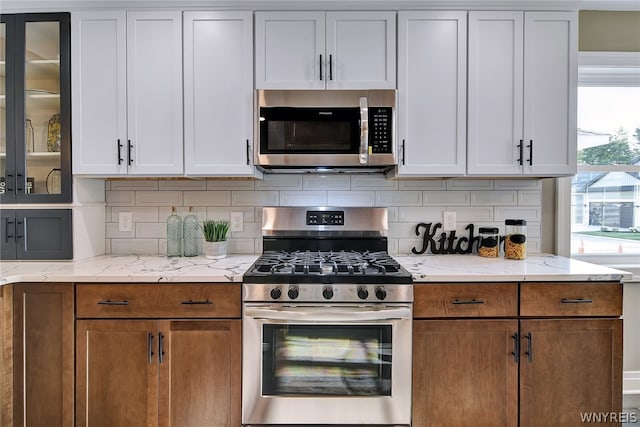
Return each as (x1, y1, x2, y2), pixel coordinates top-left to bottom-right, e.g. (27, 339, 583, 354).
(261, 324, 392, 396)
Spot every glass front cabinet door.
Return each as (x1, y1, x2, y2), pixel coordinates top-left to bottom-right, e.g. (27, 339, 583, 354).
(0, 13, 71, 203)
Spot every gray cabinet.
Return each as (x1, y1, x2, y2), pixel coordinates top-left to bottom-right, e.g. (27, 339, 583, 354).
(1, 209, 72, 259)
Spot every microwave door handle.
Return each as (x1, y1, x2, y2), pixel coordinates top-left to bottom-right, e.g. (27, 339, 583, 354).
(359, 97, 369, 165)
(244, 306, 411, 322)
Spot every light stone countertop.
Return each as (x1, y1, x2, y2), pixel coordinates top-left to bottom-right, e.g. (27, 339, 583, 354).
(0, 253, 633, 286)
(394, 254, 632, 283)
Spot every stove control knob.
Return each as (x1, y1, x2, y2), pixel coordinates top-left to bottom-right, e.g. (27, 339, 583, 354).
(270, 287, 282, 300)
(357, 286, 369, 300)
(375, 287, 387, 301)
(288, 286, 299, 300)
(322, 286, 334, 300)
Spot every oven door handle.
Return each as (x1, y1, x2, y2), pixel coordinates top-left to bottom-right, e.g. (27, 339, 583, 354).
(244, 306, 411, 322)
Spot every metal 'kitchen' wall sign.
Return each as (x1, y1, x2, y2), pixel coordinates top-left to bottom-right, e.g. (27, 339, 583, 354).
(412, 223, 481, 255)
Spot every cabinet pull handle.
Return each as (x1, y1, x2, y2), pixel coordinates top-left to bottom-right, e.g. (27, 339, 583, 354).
(561, 298, 593, 304)
(319, 54, 323, 81)
(329, 54, 333, 80)
(158, 332, 165, 364)
(527, 139, 533, 165)
(16, 172, 23, 192)
(181, 299, 212, 305)
(524, 332, 533, 363)
(517, 140, 524, 165)
(117, 139, 123, 165)
(16, 219, 23, 240)
(246, 139, 250, 165)
(511, 333, 519, 364)
(127, 140, 133, 165)
(148, 333, 154, 364)
(97, 300, 130, 305)
(4, 219, 14, 241)
(402, 139, 406, 165)
(5, 173, 14, 193)
(452, 298, 484, 305)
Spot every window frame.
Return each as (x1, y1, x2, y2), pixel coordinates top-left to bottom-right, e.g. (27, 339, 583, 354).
(557, 51, 640, 267)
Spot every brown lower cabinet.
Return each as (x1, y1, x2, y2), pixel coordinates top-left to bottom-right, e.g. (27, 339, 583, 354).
(75, 283, 242, 427)
(413, 282, 623, 427)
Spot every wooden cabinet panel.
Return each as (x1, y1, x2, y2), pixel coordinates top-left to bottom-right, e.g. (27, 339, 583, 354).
(520, 319, 623, 427)
(413, 319, 519, 427)
(159, 320, 241, 427)
(76, 284, 241, 319)
(520, 282, 622, 317)
(413, 283, 518, 318)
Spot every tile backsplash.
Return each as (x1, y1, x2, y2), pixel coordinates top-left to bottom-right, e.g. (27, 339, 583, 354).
(105, 175, 542, 256)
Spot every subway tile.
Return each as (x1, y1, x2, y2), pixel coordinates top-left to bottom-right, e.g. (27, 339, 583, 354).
(446, 179, 493, 190)
(387, 207, 398, 222)
(254, 238, 263, 254)
(105, 223, 135, 239)
(455, 207, 494, 222)
(255, 174, 302, 190)
(110, 207, 159, 223)
(495, 206, 541, 222)
(228, 238, 255, 254)
(398, 207, 444, 222)
(158, 179, 207, 191)
(109, 179, 159, 190)
(398, 238, 427, 255)
(205, 208, 231, 221)
(230, 221, 261, 239)
(470, 191, 517, 206)
(280, 191, 327, 206)
(494, 179, 541, 190)
(136, 223, 166, 239)
(518, 191, 542, 206)
(375, 191, 422, 206)
(105, 190, 135, 206)
(303, 175, 350, 190)
(206, 179, 255, 190)
(387, 238, 399, 254)
(351, 175, 397, 190)
(398, 179, 445, 190)
(388, 222, 420, 238)
(232, 191, 279, 206)
(111, 239, 159, 255)
(327, 191, 375, 206)
(424, 191, 470, 206)
(136, 191, 183, 207)
(183, 191, 230, 207)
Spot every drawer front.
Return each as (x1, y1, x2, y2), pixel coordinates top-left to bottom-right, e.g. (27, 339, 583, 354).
(520, 282, 622, 317)
(414, 283, 518, 318)
(76, 284, 241, 318)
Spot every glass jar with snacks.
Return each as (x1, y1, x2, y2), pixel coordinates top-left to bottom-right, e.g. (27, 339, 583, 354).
(505, 219, 527, 260)
(478, 227, 499, 257)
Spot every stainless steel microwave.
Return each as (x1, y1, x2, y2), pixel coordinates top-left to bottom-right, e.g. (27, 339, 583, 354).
(256, 97, 395, 172)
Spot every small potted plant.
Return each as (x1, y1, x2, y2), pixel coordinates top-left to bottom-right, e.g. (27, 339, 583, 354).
(202, 219, 230, 259)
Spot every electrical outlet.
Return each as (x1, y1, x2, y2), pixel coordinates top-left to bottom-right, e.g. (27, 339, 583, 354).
(230, 211, 244, 232)
(443, 211, 456, 231)
(119, 211, 133, 232)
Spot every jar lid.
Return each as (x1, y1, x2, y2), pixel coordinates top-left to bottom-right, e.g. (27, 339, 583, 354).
(478, 227, 499, 234)
(505, 219, 527, 226)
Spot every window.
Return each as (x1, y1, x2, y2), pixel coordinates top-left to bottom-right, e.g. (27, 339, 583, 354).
(566, 52, 640, 263)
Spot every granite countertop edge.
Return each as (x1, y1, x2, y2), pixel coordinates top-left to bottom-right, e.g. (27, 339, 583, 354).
(0, 253, 634, 286)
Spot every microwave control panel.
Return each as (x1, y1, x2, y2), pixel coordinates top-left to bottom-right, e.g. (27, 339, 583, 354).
(369, 107, 393, 153)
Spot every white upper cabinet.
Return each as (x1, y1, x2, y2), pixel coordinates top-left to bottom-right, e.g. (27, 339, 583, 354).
(255, 11, 396, 90)
(72, 11, 183, 176)
(396, 11, 467, 176)
(467, 11, 577, 176)
(183, 11, 257, 176)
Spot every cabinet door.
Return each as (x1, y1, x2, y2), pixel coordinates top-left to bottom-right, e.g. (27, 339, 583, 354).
(467, 11, 524, 175)
(183, 11, 256, 176)
(523, 12, 577, 176)
(397, 11, 466, 176)
(159, 320, 241, 427)
(12, 283, 74, 427)
(413, 320, 518, 427)
(519, 319, 622, 427)
(255, 12, 325, 90)
(71, 11, 128, 175)
(126, 12, 183, 175)
(76, 320, 159, 427)
(325, 12, 396, 89)
(1, 209, 72, 260)
(0, 209, 16, 260)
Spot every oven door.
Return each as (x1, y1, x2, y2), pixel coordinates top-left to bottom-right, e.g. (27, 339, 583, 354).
(242, 303, 412, 426)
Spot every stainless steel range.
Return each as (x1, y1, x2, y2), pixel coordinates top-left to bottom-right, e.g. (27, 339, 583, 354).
(242, 207, 413, 427)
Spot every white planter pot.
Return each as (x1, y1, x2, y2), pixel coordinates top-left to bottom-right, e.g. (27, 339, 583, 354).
(205, 241, 227, 259)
